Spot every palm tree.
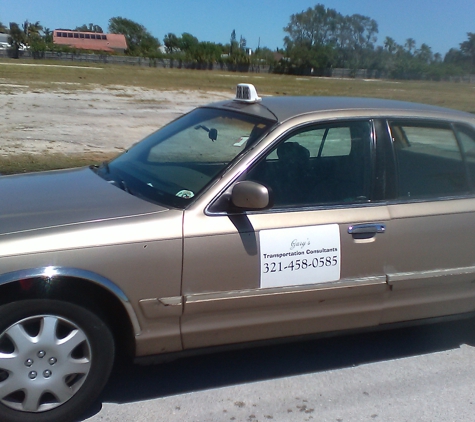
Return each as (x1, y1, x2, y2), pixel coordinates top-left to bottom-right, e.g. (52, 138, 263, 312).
(384, 36, 397, 54)
(23, 20, 43, 38)
(43, 27, 52, 43)
(415, 43, 433, 64)
(433, 52, 442, 63)
(405, 38, 416, 54)
(8, 22, 25, 58)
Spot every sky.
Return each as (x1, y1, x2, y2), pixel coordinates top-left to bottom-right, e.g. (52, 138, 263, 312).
(2, 0, 475, 56)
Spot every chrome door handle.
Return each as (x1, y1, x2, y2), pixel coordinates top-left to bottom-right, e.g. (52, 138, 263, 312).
(348, 223, 386, 235)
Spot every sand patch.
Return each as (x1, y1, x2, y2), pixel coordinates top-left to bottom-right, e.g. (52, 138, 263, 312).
(0, 85, 233, 156)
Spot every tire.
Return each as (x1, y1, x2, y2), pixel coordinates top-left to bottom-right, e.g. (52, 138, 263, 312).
(0, 299, 115, 422)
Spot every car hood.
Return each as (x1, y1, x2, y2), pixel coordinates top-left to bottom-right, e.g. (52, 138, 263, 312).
(0, 167, 168, 236)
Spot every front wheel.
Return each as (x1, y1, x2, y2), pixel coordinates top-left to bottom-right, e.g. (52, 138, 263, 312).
(0, 299, 115, 422)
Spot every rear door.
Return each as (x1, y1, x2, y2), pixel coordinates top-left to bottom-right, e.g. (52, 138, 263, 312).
(379, 119, 475, 323)
(181, 119, 392, 349)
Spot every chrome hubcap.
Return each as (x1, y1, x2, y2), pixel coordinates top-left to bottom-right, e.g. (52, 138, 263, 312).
(0, 315, 92, 412)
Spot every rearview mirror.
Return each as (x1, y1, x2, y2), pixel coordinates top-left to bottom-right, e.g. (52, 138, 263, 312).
(208, 128, 218, 142)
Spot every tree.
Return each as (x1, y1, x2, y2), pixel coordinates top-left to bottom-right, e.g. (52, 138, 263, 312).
(22, 20, 44, 48)
(284, 4, 338, 48)
(283, 4, 378, 71)
(405, 38, 416, 54)
(333, 13, 378, 69)
(336, 13, 378, 51)
(43, 27, 53, 43)
(162, 32, 224, 64)
(460, 32, 475, 69)
(23, 20, 43, 38)
(444, 47, 467, 69)
(176, 32, 199, 61)
(415, 43, 433, 64)
(0, 21, 7, 33)
(179, 32, 199, 52)
(163, 32, 180, 53)
(193, 41, 223, 64)
(8, 22, 26, 58)
(75, 23, 103, 33)
(16, 20, 48, 56)
(279, 4, 472, 80)
(108, 17, 160, 56)
(445, 48, 463, 62)
(383, 36, 398, 54)
(239, 35, 247, 51)
(284, 5, 377, 52)
(225, 30, 251, 67)
(433, 52, 442, 63)
(230, 29, 238, 54)
(253, 46, 277, 66)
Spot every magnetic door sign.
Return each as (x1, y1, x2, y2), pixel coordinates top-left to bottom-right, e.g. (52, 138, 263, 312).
(259, 224, 341, 288)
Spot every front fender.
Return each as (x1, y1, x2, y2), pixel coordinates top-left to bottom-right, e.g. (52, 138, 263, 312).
(0, 266, 141, 335)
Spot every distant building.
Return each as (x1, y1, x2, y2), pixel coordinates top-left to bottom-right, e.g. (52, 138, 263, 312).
(53, 30, 127, 53)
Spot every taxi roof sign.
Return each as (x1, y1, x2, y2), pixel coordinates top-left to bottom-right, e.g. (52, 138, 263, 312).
(235, 84, 261, 103)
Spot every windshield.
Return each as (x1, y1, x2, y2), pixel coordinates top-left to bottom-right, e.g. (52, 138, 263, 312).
(95, 107, 275, 208)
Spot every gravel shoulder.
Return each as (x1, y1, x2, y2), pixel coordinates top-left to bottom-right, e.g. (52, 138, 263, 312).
(0, 85, 234, 156)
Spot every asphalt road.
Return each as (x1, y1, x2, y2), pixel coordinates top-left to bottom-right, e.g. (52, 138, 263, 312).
(82, 318, 475, 422)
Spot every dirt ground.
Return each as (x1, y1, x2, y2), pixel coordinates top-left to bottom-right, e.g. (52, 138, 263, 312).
(0, 84, 234, 156)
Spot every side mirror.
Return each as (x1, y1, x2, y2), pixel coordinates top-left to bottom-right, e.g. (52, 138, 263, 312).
(231, 181, 272, 210)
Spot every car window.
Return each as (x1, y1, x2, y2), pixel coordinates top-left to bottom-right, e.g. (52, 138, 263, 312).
(389, 121, 469, 199)
(265, 126, 352, 160)
(97, 108, 275, 208)
(148, 116, 262, 163)
(245, 120, 373, 207)
(455, 124, 475, 189)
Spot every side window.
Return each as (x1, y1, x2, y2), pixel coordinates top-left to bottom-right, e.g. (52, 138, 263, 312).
(389, 121, 469, 199)
(265, 126, 352, 160)
(455, 124, 475, 189)
(245, 121, 372, 207)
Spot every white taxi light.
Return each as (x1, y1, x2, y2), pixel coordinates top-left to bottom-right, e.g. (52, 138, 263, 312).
(235, 84, 261, 103)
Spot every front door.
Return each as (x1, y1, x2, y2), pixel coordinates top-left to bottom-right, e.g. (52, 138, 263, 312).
(181, 119, 391, 349)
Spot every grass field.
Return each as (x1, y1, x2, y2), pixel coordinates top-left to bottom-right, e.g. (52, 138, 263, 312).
(1, 59, 474, 174)
(1, 59, 474, 112)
